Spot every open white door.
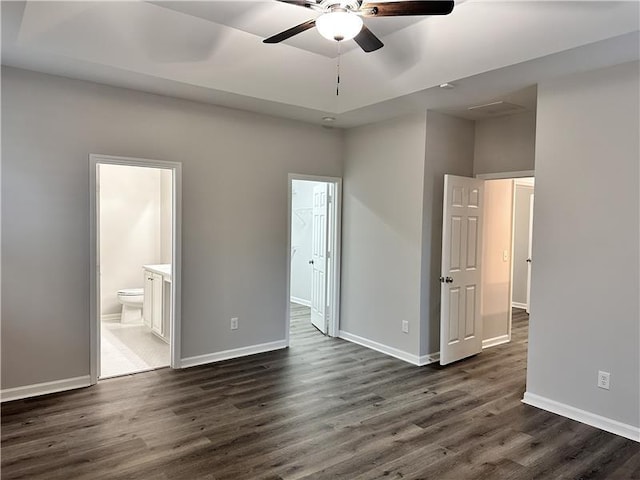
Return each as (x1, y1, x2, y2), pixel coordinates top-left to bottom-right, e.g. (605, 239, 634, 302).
(440, 175, 485, 365)
(310, 183, 329, 334)
(526, 194, 534, 314)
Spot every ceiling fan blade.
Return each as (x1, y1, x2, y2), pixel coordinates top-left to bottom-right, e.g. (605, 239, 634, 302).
(354, 25, 384, 53)
(275, 0, 319, 8)
(361, 1, 454, 17)
(263, 19, 317, 44)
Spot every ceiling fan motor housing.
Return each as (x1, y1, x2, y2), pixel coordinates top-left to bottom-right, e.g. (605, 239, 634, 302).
(320, 0, 361, 13)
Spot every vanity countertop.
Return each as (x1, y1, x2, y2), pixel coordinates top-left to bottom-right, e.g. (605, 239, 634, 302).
(143, 264, 171, 280)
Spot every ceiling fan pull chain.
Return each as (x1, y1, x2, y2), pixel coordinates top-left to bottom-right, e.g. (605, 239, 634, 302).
(336, 42, 342, 97)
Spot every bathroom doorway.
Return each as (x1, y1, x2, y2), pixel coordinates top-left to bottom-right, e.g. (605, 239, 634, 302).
(89, 155, 182, 383)
(286, 175, 342, 343)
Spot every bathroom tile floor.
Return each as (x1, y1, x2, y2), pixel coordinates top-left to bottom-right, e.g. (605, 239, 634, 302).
(100, 320, 169, 378)
(101, 304, 311, 379)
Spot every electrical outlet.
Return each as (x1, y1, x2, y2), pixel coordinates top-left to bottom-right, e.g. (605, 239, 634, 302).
(402, 320, 409, 333)
(230, 317, 239, 330)
(503, 250, 509, 262)
(597, 370, 610, 390)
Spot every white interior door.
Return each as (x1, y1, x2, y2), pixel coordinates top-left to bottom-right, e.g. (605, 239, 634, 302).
(526, 194, 534, 314)
(440, 175, 485, 365)
(310, 183, 329, 334)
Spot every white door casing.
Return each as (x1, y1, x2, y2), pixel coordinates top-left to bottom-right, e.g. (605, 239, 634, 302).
(526, 194, 534, 314)
(310, 183, 329, 334)
(89, 154, 182, 385)
(440, 175, 485, 366)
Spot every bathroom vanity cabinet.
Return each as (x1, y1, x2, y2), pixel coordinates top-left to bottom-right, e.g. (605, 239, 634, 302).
(143, 264, 172, 343)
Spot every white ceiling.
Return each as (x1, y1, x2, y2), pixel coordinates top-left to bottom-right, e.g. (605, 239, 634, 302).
(2, 1, 639, 127)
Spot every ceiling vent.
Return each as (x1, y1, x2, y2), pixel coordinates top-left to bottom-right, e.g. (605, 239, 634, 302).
(467, 101, 526, 117)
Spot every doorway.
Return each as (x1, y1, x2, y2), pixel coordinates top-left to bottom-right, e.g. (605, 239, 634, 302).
(439, 172, 534, 365)
(286, 175, 342, 343)
(481, 176, 535, 348)
(89, 155, 182, 383)
(511, 178, 535, 314)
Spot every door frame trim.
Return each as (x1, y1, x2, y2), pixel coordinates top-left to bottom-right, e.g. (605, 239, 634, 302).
(476, 170, 534, 180)
(286, 174, 342, 343)
(89, 154, 182, 384)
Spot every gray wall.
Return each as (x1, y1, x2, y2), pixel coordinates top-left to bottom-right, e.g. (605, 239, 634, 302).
(1, 67, 342, 389)
(420, 111, 475, 355)
(474, 111, 536, 175)
(527, 61, 639, 427)
(512, 184, 534, 306)
(341, 111, 475, 360)
(341, 114, 427, 356)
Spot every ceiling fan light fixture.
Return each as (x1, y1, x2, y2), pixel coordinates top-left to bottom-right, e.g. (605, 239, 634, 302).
(316, 11, 363, 42)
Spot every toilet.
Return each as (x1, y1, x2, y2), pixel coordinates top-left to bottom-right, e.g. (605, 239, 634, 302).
(116, 288, 144, 324)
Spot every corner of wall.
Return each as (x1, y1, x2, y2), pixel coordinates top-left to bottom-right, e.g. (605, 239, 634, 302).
(419, 111, 475, 357)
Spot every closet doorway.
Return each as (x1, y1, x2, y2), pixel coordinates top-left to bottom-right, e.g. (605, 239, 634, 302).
(286, 175, 342, 342)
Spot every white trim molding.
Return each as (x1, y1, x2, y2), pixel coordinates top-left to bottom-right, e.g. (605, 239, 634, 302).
(1, 376, 91, 403)
(180, 340, 287, 369)
(339, 331, 438, 366)
(512, 302, 528, 310)
(101, 313, 121, 322)
(290, 296, 311, 308)
(418, 352, 440, 366)
(514, 178, 535, 187)
(476, 170, 535, 180)
(482, 334, 510, 349)
(523, 392, 640, 442)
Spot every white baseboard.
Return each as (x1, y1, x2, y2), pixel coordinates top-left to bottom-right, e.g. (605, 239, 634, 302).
(512, 302, 527, 310)
(180, 340, 288, 369)
(418, 352, 440, 366)
(338, 330, 438, 366)
(522, 392, 640, 442)
(101, 313, 121, 322)
(290, 296, 311, 308)
(482, 334, 510, 349)
(1, 375, 91, 403)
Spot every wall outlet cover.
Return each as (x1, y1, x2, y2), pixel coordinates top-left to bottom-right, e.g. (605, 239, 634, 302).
(231, 317, 239, 330)
(597, 370, 610, 390)
(402, 320, 409, 333)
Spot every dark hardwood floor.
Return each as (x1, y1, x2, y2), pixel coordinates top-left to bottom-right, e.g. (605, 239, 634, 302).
(2, 307, 638, 479)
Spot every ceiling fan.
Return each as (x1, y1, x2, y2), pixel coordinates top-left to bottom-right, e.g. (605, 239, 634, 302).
(264, 1, 455, 53)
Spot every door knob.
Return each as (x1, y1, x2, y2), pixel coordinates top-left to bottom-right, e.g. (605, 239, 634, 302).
(526, 258, 532, 263)
(309, 260, 314, 265)
(446, 277, 454, 283)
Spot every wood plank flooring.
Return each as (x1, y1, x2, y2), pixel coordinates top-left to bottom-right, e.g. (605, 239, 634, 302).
(2, 307, 638, 479)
